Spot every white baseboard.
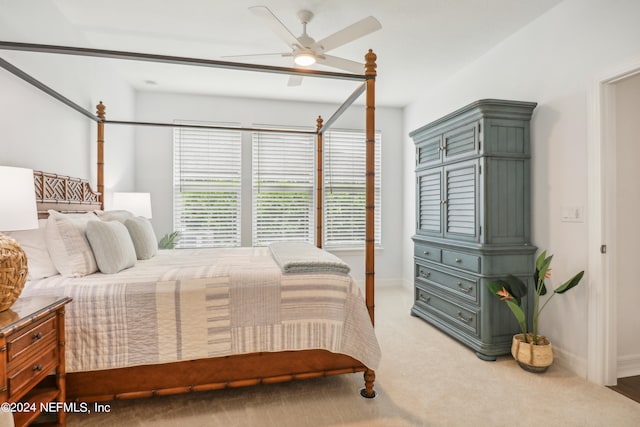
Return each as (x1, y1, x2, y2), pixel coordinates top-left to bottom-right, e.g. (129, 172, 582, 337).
(352, 278, 406, 288)
(617, 354, 640, 378)
(553, 345, 588, 379)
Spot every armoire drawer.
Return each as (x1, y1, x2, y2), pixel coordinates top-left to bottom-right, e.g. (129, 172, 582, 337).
(414, 263, 478, 303)
(414, 242, 441, 263)
(415, 287, 479, 338)
(442, 249, 481, 273)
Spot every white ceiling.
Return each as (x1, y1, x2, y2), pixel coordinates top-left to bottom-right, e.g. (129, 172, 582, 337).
(10, 0, 563, 107)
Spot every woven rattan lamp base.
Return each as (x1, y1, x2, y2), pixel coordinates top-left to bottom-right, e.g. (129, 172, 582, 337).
(0, 233, 28, 311)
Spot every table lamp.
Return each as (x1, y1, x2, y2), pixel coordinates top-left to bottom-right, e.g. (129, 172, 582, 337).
(112, 192, 152, 218)
(0, 166, 39, 311)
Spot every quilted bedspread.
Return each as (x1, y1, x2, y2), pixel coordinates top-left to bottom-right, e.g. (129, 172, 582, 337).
(22, 247, 381, 372)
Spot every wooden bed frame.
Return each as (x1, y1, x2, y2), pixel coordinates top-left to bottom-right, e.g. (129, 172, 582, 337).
(7, 42, 378, 402)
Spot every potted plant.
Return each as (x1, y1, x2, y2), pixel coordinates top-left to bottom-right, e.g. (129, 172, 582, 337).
(158, 231, 180, 249)
(486, 250, 584, 372)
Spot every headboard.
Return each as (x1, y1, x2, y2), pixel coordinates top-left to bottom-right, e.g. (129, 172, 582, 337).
(34, 170, 102, 218)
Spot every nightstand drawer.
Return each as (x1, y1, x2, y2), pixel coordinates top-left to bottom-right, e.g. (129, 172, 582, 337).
(415, 263, 478, 303)
(7, 344, 58, 399)
(415, 287, 479, 337)
(414, 242, 441, 262)
(7, 315, 57, 364)
(442, 249, 481, 273)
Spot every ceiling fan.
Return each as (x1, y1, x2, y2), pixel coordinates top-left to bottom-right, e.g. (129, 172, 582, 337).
(227, 6, 381, 86)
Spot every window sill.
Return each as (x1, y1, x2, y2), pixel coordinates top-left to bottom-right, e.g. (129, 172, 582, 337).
(324, 246, 384, 255)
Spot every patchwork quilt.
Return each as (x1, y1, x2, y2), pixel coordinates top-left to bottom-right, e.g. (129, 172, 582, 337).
(22, 247, 381, 372)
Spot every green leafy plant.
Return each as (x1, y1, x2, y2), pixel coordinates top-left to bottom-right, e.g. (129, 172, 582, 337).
(486, 250, 584, 344)
(158, 231, 180, 249)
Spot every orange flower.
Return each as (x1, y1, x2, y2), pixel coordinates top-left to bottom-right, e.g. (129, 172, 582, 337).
(496, 287, 513, 301)
(545, 269, 552, 279)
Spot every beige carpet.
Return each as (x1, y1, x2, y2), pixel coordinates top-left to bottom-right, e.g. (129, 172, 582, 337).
(67, 286, 640, 427)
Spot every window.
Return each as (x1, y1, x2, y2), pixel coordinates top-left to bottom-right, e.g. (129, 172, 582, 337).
(173, 123, 242, 248)
(324, 130, 382, 248)
(252, 130, 315, 246)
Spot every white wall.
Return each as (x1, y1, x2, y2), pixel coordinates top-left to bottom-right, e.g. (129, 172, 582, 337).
(614, 73, 640, 377)
(0, 1, 136, 199)
(403, 0, 640, 377)
(135, 91, 404, 287)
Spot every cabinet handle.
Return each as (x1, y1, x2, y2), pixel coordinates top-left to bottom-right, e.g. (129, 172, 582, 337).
(423, 250, 430, 255)
(32, 332, 43, 340)
(455, 258, 462, 263)
(457, 312, 473, 324)
(32, 364, 43, 371)
(457, 282, 473, 293)
(419, 269, 431, 278)
(419, 295, 431, 304)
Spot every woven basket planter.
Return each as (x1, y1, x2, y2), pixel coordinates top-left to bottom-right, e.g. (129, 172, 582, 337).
(0, 233, 28, 311)
(511, 333, 553, 373)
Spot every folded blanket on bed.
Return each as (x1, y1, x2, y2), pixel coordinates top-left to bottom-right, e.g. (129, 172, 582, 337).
(269, 241, 351, 274)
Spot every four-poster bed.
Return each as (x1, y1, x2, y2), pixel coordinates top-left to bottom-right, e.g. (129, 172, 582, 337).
(0, 41, 379, 403)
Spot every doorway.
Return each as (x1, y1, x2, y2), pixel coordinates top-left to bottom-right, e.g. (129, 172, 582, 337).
(587, 62, 640, 388)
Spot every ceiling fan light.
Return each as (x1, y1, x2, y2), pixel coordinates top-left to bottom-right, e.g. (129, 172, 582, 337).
(294, 51, 316, 66)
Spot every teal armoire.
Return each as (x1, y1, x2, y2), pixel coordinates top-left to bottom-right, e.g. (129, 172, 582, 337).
(410, 99, 537, 360)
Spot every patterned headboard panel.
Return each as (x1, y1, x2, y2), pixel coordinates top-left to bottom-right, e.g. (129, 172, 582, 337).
(34, 171, 102, 218)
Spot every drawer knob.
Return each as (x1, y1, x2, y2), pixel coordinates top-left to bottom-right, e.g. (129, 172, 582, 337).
(32, 332, 43, 340)
(419, 269, 431, 278)
(423, 250, 430, 255)
(455, 258, 462, 263)
(457, 282, 473, 293)
(457, 311, 473, 324)
(32, 364, 43, 372)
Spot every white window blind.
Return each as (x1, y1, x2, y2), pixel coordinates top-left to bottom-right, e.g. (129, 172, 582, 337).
(324, 130, 382, 248)
(252, 130, 315, 246)
(173, 122, 242, 248)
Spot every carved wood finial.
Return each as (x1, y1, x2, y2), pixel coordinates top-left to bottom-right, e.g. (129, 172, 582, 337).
(96, 101, 106, 120)
(316, 115, 323, 132)
(365, 49, 377, 77)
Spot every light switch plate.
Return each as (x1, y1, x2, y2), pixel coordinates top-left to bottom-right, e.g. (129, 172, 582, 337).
(561, 205, 584, 222)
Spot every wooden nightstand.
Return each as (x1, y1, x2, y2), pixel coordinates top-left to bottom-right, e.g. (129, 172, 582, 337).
(0, 296, 72, 427)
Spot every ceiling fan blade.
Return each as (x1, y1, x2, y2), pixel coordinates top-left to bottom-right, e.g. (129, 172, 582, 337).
(287, 75, 304, 86)
(317, 55, 364, 74)
(221, 52, 290, 59)
(313, 16, 381, 53)
(249, 6, 301, 49)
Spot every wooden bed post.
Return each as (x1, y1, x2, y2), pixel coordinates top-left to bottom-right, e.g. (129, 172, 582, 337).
(362, 49, 377, 399)
(96, 101, 105, 210)
(316, 116, 323, 248)
(364, 50, 376, 326)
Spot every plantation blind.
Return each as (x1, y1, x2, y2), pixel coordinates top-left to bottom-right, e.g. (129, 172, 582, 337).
(173, 122, 242, 248)
(324, 130, 382, 248)
(252, 129, 315, 246)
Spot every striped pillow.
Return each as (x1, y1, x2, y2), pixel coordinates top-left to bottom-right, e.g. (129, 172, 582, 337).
(86, 221, 137, 274)
(45, 210, 98, 277)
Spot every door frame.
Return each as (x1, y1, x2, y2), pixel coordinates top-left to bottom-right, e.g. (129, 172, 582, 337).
(587, 57, 640, 386)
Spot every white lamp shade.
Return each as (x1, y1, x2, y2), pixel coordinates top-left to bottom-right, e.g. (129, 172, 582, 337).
(112, 192, 152, 218)
(0, 166, 38, 231)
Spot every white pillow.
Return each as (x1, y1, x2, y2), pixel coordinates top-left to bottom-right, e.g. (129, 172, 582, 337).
(45, 210, 98, 277)
(5, 219, 59, 279)
(86, 221, 137, 274)
(124, 217, 158, 260)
